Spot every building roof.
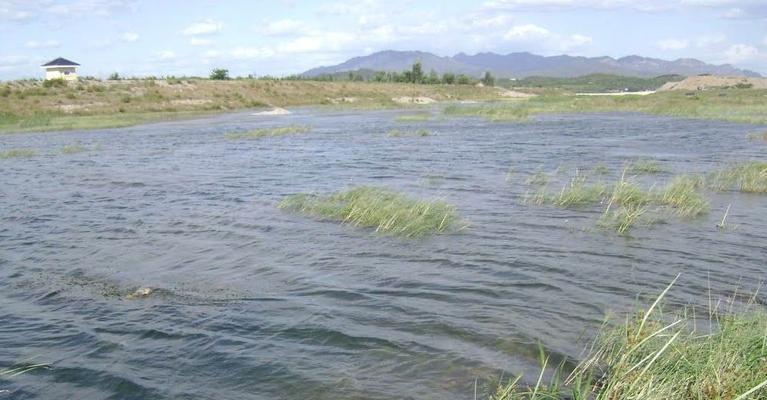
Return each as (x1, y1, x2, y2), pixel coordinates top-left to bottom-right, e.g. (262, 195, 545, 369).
(41, 57, 80, 67)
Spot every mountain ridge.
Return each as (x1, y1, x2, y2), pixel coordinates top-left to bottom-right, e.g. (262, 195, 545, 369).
(302, 50, 761, 78)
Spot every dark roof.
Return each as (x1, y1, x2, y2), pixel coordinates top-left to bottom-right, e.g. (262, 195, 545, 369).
(41, 57, 80, 67)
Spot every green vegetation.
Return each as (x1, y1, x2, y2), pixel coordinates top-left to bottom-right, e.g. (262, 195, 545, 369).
(0, 148, 37, 158)
(387, 128, 431, 137)
(444, 89, 767, 125)
(0, 79, 503, 133)
(746, 131, 767, 142)
(278, 186, 461, 238)
(526, 169, 711, 234)
(627, 159, 664, 174)
(395, 113, 431, 122)
(709, 161, 767, 193)
(42, 78, 66, 88)
(209, 68, 230, 80)
(60, 142, 87, 154)
(492, 279, 767, 400)
(660, 175, 708, 217)
(502, 73, 684, 92)
(225, 125, 311, 140)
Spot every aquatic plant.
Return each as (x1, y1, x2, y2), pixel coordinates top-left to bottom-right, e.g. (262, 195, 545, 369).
(659, 175, 708, 218)
(279, 186, 462, 238)
(746, 130, 767, 142)
(627, 159, 664, 174)
(387, 128, 431, 137)
(592, 163, 610, 175)
(491, 278, 767, 400)
(0, 148, 37, 158)
(708, 161, 767, 193)
(549, 175, 608, 208)
(526, 170, 550, 186)
(394, 113, 430, 122)
(225, 124, 311, 140)
(60, 142, 87, 154)
(598, 203, 649, 235)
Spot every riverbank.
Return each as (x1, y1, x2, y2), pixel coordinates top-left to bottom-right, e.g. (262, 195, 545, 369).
(0, 79, 506, 133)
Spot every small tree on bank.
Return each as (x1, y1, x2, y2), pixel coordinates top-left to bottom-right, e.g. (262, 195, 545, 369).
(481, 71, 495, 87)
(210, 68, 230, 80)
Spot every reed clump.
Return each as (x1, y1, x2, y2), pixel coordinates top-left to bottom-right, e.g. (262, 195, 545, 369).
(627, 159, 664, 174)
(746, 131, 767, 142)
(659, 175, 708, 217)
(225, 124, 310, 140)
(0, 148, 37, 158)
(491, 279, 767, 400)
(394, 113, 431, 122)
(548, 175, 608, 208)
(708, 161, 767, 193)
(278, 186, 461, 238)
(387, 128, 431, 137)
(60, 142, 87, 154)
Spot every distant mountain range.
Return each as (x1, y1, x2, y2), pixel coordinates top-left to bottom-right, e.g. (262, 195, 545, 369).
(302, 50, 761, 79)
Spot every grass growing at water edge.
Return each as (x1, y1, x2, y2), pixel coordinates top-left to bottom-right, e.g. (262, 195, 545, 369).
(708, 161, 767, 193)
(491, 277, 767, 400)
(225, 124, 311, 140)
(387, 128, 431, 137)
(60, 142, 87, 154)
(627, 159, 664, 174)
(0, 148, 37, 158)
(278, 186, 462, 238)
(395, 113, 431, 122)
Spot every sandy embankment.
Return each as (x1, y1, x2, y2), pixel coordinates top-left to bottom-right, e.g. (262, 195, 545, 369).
(576, 91, 656, 96)
(659, 76, 767, 91)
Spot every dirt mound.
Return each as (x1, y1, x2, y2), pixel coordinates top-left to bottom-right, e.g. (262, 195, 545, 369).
(659, 76, 767, 91)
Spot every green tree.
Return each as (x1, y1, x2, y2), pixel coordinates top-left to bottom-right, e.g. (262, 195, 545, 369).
(108, 72, 121, 80)
(411, 61, 423, 84)
(456, 74, 471, 85)
(441, 73, 456, 85)
(210, 68, 230, 80)
(481, 71, 495, 86)
(427, 69, 440, 84)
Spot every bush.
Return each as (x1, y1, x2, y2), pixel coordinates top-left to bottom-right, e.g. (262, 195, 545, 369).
(210, 68, 230, 80)
(42, 78, 66, 88)
(108, 72, 121, 80)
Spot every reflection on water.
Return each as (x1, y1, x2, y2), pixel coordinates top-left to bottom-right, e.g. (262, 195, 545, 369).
(1, 109, 765, 399)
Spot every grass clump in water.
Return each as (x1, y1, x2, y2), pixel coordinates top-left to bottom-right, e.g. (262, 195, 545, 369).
(225, 124, 310, 140)
(548, 175, 608, 208)
(387, 128, 431, 137)
(708, 161, 767, 193)
(394, 113, 431, 122)
(659, 175, 708, 217)
(60, 142, 87, 154)
(491, 278, 767, 400)
(627, 159, 664, 174)
(746, 130, 767, 142)
(278, 186, 461, 238)
(0, 148, 37, 158)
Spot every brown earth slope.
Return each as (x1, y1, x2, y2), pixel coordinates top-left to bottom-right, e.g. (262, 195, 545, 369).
(659, 76, 767, 91)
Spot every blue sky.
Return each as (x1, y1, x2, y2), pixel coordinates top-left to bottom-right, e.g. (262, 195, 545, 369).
(1, 0, 766, 79)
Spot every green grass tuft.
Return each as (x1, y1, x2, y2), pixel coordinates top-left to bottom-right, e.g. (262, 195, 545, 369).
(627, 159, 664, 174)
(394, 113, 431, 122)
(492, 279, 767, 400)
(387, 128, 431, 137)
(225, 124, 311, 140)
(708, 161, 767, 193)
(548, 175, 608, 208)
(279, 186, 461, 238)
(60, 142, 87, 154)
(0, 148, 37, 158)
(659, 175, 708, 217)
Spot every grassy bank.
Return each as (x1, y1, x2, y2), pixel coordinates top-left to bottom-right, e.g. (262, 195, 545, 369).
(445, 89, 767, 124)
(0, 79, 503, 133)
(492, 279, 767, 400)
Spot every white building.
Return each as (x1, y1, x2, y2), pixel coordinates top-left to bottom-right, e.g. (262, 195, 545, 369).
(41, 57, 80, 81)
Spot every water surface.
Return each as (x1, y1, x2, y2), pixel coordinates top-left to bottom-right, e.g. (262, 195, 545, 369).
(1, 108, 765, 399)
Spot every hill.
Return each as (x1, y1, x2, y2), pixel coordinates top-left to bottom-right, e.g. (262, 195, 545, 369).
(303, 50, 760, 79)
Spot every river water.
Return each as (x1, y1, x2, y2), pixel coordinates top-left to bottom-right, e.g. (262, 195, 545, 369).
(1, 108, 765, 399)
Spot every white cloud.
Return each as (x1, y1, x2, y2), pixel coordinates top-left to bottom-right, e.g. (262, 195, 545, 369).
(155, 50, 176, 61)
(261, 19, 309, 36)
(0, 55, 28, 69)
(122, 31, 139, 42)
(723, 7, 744, 17)
(503, 23, 592, 52)
(190, 38, 212, 46)
(724, 44, 759, 63)
(657, 38, 689, 50)
(230, 46, 275, 60)
(764, 36, 767, 46)
(25, 40, 61, 49)
(282, 32, 356, 53)
(504, 24, 551, 40)
(695, 34, 726, 48)
(182, 19, 222, 36)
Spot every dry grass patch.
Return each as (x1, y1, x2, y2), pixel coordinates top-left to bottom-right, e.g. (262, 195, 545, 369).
(0, 148, 37, 158)
(226, 124, 311, 140)
(387, 128, 431, 137)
